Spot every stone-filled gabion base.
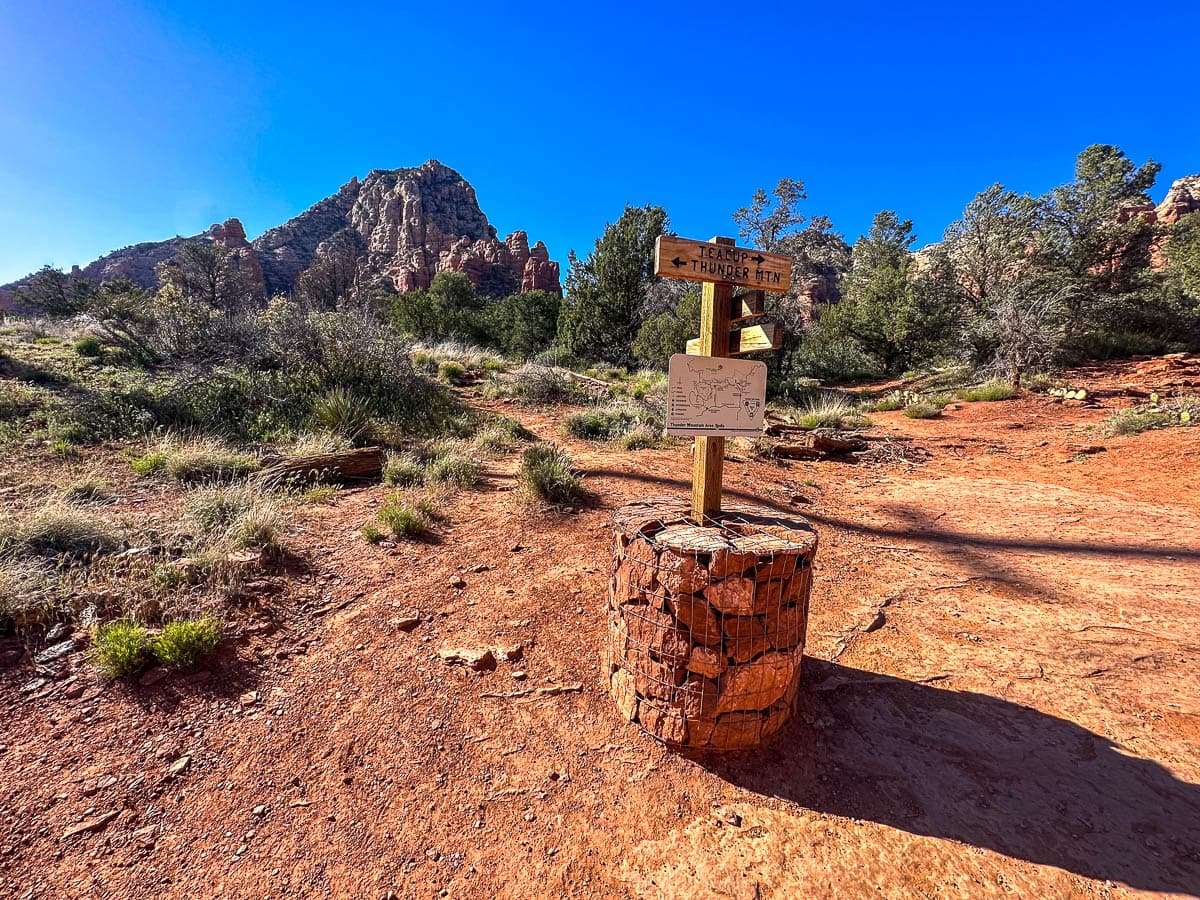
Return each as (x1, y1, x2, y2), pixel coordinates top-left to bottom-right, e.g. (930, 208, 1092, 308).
(604, 496, 818, 751)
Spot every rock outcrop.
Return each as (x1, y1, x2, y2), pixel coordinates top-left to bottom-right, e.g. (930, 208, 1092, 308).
(1155, 175, 1200, 226)
(0, 160, 560, 309)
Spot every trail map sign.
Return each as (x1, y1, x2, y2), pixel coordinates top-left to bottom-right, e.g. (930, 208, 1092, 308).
(653, 235, 790, 522)
(654, 236, 792, 292)
(666, 354, 767, 437)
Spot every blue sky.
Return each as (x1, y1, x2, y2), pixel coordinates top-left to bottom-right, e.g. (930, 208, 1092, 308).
(1, 0, 1197, 284)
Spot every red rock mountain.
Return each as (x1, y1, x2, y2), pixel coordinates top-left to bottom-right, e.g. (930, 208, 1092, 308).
(0, 161, 559, 309)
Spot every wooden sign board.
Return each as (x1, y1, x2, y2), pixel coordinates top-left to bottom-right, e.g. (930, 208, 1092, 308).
(731, 290, 765, 322)
(655, 236, 792, 293)
(686, 322, 781, 356)
(666, 354, 767, 437)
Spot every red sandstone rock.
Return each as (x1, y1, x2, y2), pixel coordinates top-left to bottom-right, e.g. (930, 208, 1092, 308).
(669, 594, 722, 647)
(715, 652, 795, 714)
(705, 576, 756, 615)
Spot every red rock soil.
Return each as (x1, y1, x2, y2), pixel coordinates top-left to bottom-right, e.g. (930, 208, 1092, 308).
(2, 357, 1199, 899)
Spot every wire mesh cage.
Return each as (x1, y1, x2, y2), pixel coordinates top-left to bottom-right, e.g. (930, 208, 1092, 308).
(604, 496, 818, 750)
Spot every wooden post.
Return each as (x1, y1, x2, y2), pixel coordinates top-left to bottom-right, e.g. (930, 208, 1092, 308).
(691, 236, 735, 522)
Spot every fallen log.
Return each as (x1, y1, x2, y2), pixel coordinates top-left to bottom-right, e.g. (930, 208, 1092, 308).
(256, 446, 384, 486)
(811, 430, 868, 454)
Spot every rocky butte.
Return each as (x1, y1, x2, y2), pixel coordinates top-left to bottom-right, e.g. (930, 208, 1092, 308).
(0, 160, 560, 310)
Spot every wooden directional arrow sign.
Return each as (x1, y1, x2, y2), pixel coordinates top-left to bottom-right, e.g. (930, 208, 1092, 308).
(687, 322, 781, 356)
(731, 290, 765, 322)
(655, 236, 792, 292)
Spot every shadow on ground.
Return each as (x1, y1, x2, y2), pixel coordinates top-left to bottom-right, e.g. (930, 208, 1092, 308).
(702, 659, 1200, 895)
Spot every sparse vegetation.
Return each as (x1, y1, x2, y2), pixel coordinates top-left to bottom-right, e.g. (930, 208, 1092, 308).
(562, 401, 664, 446)
(312, 386, 373, 443)
(957, 379, 1017, 402)
(73, 336, 103, 357)
(383, 451, 425, 487)
(904, 401, 943, 419)
(92, 619, 150, 677)
(151, 618, 223, 669)
(1104, 397, 1198, 436)
(787, 395, 871, 431)
(423, 442, 481, 488)
(518, 443, 584, 505)
(157, 439, 260, 483)
(377, 495, 430, 538)
(438, 360, 468, 385)
(62, 478, 112, 504)
(0, 504, 120, 558)
(361, 523, 386, 544)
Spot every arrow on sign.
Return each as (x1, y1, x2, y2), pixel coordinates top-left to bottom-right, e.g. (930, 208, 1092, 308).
(671, 257, 687, 268)
(686, 322, 782, 357)
(751, 254, 765, 264)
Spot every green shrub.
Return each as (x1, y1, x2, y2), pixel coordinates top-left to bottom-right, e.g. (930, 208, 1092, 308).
(299, 484, 337, 504)
(312, 386, 372, 442)
(861, 391, 905, 413)
(362, 523, 386, 544)
(163, 440, 260, 482)
(438, 360, 468, 385)
(790, 395, 871, 430)
(383, 452, 425, 487)
(562, 402, 661, 442)
(73, 336, 103, 357)
(152, 618, 223, 669)
(131, 450, 168, 475)
(957, 379, 1016, 402)
(1103, 398, 1196, 435)
(903, 401, 943, 419)
(92, 620, 149, 677)
(0, 505, 120, 558)
(472, 424, 521, 455)
(518, 444, 583, 505)
(424, 444, 481, 487)
(185, 485, 250, 530)
(617, 425, 668, 451)
(377, 495, 429, 538)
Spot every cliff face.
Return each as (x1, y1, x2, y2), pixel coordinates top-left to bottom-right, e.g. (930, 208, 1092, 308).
(0, 160, 560, 310)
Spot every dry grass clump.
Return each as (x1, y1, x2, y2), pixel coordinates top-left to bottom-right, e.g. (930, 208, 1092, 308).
(377, 495, 430, 538)
(562, 402, 662, 443)
(518, 443, 583, 505)
(0, 504, 120, 558)
(62, 478, 112, 504)
(0, 557, 57, 622)
(132, 437, 260, 482)
(184, 485, 283, 553)
(779, 394, 871, 431)
(903, 401, 943, 419)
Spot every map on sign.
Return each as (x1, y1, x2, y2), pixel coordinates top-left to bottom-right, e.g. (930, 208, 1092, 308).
(666, 354, 767, 437)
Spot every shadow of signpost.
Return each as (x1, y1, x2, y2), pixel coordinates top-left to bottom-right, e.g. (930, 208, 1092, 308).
(699, 659, 1200, 895)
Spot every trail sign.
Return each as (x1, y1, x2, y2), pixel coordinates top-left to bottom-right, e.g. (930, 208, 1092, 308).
(655, 235, 788, 522)
(655, 236, 792, 293)
(667, 354, 767, 437)
(686, 322, 781, 356)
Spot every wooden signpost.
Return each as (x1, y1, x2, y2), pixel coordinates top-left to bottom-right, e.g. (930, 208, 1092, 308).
(685, 322, 781, 356)
(654, 235, 791, 522)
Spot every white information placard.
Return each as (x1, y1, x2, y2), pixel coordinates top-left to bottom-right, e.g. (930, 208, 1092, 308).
(666, 353, 767, 437)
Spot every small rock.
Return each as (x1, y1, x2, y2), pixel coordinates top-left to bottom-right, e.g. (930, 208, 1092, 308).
(20, 677, 48, 693)
(1078, 445, 1107, 455)
(181, 671, 211, 686)
(393, 610, 421, 631)
(62, 810, 120, 840)
(498, 644, 524, 663)
(466, 564, 490, 573)
(511, 671, 527, 681)
(448, 575, 467, 589)
(863, 610, 886, 633)
(240, 690, 259, 706)
(425, 848, 440, 861)
(34, 639, 77, 664)
(437, 647, 496, 672)
(168, 756, 191, 777)
(45, 622, 72, 642)
(252, 805, 267, 817)
(62, 681, 86, 700)
(139, 667, 170, 687)
(132, 825, 157, 848)
(524, 812, 536, 822)
(716, 807, 742, 827)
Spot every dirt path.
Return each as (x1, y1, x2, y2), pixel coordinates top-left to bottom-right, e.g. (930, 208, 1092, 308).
(2, 367, 1199, 899)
